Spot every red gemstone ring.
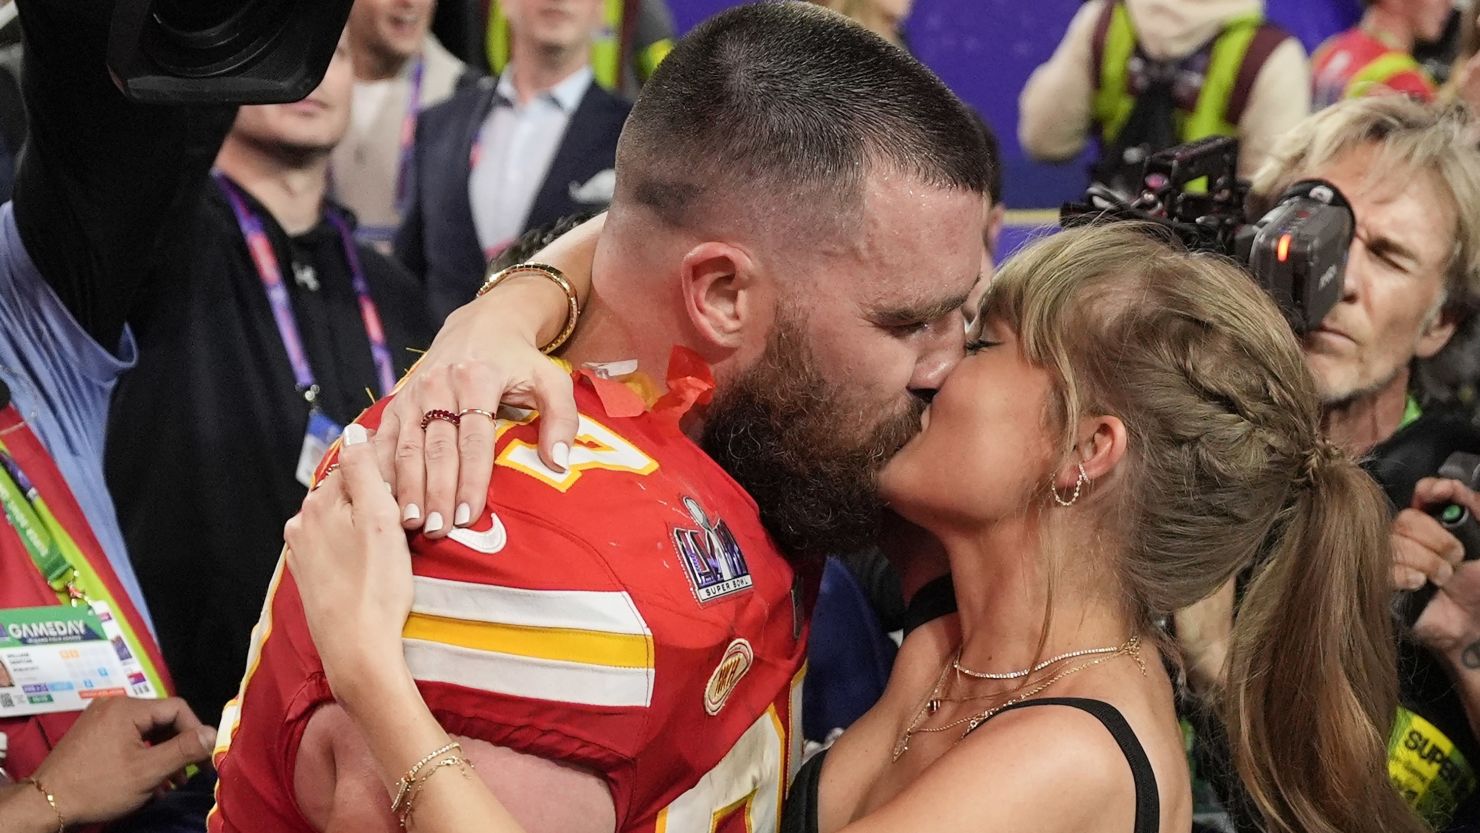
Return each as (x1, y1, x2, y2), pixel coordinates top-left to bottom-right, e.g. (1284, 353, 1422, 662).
(420, 409, 461, 431)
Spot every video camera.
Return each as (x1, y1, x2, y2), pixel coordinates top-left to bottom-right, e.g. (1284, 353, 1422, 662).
(1085, 139, 1480, 629)
(109, 0, 353, 104)
(1060, 136, 1355, 335)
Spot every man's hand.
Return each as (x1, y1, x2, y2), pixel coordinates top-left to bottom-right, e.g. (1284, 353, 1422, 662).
(26, 695, 214, 826)
(377, 217, 602, 538)
(1395, 478, 1480, 655)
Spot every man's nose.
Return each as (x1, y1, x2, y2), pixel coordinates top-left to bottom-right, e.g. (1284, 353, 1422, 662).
(909, 313, 966, 394)
(1339, 240, 1368, 305)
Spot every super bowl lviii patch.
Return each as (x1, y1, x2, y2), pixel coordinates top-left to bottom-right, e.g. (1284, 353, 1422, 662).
(672, 496, 753, 604)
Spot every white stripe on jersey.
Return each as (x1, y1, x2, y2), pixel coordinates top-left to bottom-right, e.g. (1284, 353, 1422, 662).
(411, 576, 652, 637)
(404, 638, 656, 707)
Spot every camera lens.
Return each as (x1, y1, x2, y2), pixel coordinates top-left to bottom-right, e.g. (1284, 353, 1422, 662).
(152, 0, 246, 33)
(143, 0, 294, 76)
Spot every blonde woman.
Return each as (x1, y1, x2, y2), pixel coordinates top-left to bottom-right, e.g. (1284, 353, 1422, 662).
(287, 224, 1419, 833)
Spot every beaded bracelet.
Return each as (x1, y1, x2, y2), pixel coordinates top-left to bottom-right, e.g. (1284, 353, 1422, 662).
(396, 755, 476, 830)
(390, 741, 461, 817)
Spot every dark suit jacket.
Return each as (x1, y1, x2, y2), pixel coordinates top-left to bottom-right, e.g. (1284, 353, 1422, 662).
(396, 75, 630, 321)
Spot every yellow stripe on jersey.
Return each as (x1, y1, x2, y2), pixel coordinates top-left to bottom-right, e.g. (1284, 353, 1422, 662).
(402, 577, 657, 707)
(403, 613, 653, 668)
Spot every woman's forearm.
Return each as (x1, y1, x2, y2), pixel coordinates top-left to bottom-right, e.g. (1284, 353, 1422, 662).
(462, 215, 601, 351)
(335, 664, 531, 833)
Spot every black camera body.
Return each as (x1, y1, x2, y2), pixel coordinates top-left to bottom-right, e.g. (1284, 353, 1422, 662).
(108, 0, 354, 105)
(1061, 136, 1354, 335)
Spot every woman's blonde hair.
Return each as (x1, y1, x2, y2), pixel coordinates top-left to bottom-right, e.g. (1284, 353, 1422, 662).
(985, 224, 1423, 833)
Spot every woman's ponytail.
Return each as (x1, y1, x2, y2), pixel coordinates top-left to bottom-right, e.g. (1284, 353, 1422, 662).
(1225, 448, 1426, 833)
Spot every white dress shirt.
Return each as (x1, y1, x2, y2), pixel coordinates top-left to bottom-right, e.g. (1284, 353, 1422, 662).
(469, 66, 593, 256)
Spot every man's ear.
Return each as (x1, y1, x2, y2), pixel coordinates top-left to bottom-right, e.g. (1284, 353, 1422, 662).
(1415, 301, 1460, 360)
(1054, 414, 1128, 492)
(680, 242, 762, 350)
(985, 202, 1006, 254)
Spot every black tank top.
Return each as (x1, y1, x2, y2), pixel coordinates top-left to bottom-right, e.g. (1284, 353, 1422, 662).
(781, 697, 1160, 833)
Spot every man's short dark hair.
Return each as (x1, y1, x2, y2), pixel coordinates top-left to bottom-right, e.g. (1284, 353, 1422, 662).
(614, 2, 991, 235)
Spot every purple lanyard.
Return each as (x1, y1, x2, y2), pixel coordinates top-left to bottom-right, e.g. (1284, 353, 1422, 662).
(394, 57, 426, 217)
(214, 174, 398, 405)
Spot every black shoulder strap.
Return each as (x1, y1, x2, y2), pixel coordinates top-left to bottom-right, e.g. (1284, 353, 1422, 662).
(1226, 22, 1296, 125)
(779, 748, 827, 833)
(1090, 0, 1120, 93)
(984, 698, 1159, 833)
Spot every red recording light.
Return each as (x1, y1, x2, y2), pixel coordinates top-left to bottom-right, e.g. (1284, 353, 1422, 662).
(1276, 233, 1292, 263)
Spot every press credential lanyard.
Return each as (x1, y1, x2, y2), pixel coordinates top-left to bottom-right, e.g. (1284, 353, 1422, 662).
(395, 57, 426, 218)
(215, 174, 398, 405)
(0, 442, 165, 696)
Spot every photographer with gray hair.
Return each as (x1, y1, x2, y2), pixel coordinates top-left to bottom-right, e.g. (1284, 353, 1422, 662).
(1177, 96, 1480, 832)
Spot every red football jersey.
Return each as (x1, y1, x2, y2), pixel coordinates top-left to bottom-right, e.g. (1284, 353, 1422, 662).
(209, 378, 809, 833)
(1312, 28, 1435, 109)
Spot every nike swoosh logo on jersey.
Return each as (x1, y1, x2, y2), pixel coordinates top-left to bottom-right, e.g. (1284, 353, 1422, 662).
(447, 511, 508, 554)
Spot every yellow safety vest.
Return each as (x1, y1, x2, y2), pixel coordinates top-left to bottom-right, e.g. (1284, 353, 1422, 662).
(1346, 51, 1432, 99)
(1092, 3, 1267, 147)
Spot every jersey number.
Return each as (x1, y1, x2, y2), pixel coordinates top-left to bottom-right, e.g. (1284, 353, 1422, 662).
(496, 414, 658, 492)
(657, 709, 786, 833)
(656, 673, 804, 833)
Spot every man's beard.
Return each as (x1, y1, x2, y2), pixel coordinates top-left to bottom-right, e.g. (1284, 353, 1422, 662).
(700, 319, 926, 561)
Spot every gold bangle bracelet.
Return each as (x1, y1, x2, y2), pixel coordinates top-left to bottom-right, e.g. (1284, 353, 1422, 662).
(19, 777, 63, 833)
(476, 262, 581, 355)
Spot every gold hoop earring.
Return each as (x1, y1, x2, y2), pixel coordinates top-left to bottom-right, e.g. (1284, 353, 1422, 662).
(1050, 463, 1089, 507)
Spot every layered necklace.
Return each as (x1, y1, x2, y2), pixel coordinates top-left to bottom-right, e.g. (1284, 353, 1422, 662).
(892, 635, 1143, 762)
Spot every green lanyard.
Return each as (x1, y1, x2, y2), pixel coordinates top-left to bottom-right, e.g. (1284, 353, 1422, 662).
(1400, 395, 1423, 432)
(0, 444, 86, 605)
(0, 436, 170, 697)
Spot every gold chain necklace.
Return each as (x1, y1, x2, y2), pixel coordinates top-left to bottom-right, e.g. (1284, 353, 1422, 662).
(953, 641, 1127, 680)
(891, 636, 1142, 763)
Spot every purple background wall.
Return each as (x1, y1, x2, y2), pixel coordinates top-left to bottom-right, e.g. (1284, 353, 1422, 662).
(667, 0, 1362, 214)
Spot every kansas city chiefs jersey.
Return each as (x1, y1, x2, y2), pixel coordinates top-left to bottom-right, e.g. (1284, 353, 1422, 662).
(210, 373, 810, 833)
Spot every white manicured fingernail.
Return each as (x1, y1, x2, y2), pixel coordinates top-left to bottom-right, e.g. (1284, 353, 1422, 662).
(455, 503, 471, 526)
(402, 503, 421, 523)
(552, 442, 570, 471)
(424, 512, 445, 534)
(343, 423, 368, 446)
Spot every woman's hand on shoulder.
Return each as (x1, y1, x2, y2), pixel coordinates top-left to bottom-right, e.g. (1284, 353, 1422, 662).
(376, 216, 605, 540)
(285, 424, 414, 707)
